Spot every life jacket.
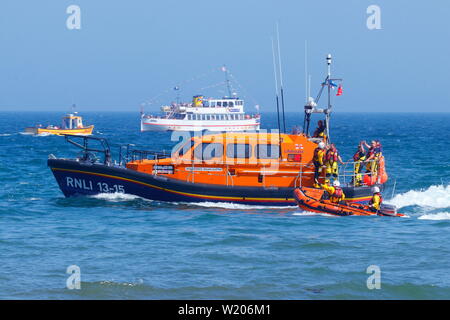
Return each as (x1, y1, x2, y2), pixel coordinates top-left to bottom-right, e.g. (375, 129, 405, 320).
(325, 150, 338, 163)
(369, 193, 383, 205)
(353, 150, 365, 162)
(314, 125, 326, 137)
(332, 186, 343, 198)
(313, 148, 324, 163)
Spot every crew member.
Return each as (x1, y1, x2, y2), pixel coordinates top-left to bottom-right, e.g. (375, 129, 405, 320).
(325, 144, 344, 179)
(321, 180, 345, 204)
(313, 120, 326, 140)
(313, 141, 326, 188)
(369, 186, 383, 212)
(362, 140, 382, 175)
(352, 141, 366, 186)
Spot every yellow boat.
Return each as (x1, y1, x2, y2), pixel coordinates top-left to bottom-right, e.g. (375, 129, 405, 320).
(25, 113, 94, 136)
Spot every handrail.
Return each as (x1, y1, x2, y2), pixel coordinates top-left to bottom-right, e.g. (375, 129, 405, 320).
(63, 134, 111, 165)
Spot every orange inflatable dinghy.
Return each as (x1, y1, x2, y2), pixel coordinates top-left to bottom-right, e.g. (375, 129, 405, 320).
(293, 187, 405, 217)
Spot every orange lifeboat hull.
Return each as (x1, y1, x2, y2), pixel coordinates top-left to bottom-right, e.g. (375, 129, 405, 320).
(293, 187, 405, 217)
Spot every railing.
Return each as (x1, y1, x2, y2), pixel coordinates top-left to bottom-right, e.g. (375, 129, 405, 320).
(63, 134, 112, 165)
(339, 159, 380, 187)
(130, 149, 170, 162)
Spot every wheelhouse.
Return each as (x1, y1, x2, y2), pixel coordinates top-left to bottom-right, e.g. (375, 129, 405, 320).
(62, 114, 84, 129)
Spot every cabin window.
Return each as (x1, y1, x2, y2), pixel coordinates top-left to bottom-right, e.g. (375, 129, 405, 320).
(217, 102, 222, 107)
(229, 101, 234, 107)
(223, 101, 228, 107)
(256, 144, 280, 159)
(226, 143, 251, 159)
(63, 118, 71, 129)
(194, 143, 223, 160)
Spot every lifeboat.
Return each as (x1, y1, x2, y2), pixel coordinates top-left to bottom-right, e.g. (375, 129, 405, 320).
(293, 187, 405, 217)
(47, 55, 391, 208)
(25, 112, 94, 136)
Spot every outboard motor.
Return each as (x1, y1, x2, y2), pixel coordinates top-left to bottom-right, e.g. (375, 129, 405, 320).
(379, 203, 398, 216)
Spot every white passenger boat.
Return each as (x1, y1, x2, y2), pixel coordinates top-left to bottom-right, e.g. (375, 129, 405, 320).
(140, 95, 260, 132)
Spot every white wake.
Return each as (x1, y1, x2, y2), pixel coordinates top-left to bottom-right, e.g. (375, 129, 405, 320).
(388, 185, 450, 209)
(418, 212, 450, 221)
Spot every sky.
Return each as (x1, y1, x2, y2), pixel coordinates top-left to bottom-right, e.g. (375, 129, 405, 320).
(0, 0, 449, 112)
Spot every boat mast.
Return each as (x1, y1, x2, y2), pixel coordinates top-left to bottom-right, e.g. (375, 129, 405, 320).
(325, 54, 332, 142)
(271, 37, 282, 152)
(222, 65, 232, 97)
(276, 23, 286, 133)
(303, 53, 341, 142)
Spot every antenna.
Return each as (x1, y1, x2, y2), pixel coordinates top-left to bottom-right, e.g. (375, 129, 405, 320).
(222, 65, 232, 97)
(308, 75, 311, 99)
(325, 54, 332, 141)
(276, 22, 286, 133)
(271, 37, 282, 153)
(304, 40, 308, 103)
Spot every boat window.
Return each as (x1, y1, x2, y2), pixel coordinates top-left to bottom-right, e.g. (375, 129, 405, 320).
(63, 118, 71, 129)
(211, 101, 216, 107)
(223, 101, 228, 107)
(229, 101, 234, 107)
(217, 102, 222, 107)
(194, 143, 223, 160)
(226, 143, 252, 159)
(256, 144, 280, 159)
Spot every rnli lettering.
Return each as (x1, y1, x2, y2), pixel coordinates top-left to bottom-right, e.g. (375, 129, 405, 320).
(66, 177, 93, 191)
(65, 177, 125, 193)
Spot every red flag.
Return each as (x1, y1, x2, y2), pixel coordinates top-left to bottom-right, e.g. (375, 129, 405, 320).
(336, 84, 343, 96)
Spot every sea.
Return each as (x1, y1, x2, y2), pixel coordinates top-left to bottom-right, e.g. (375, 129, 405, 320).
(0, 111, 449, 299)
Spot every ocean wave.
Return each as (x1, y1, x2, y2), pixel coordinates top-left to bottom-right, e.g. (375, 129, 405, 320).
(418, 212, 450, 221)
(184, 201, 296, 210)
(388, 185, 450, 209)
(90, 192, 147, 202)
(0, 133, 12, 137)
(292, 211, 318, 216)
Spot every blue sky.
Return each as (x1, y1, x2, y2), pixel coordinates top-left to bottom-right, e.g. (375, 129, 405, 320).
(0, 0, 449, 112)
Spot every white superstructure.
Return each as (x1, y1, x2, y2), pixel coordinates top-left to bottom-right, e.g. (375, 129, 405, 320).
(141, 95, 260, 132)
